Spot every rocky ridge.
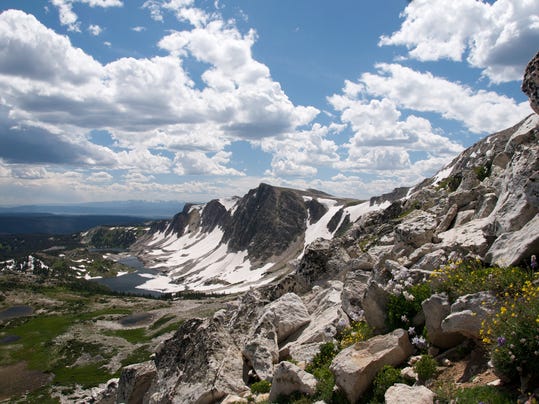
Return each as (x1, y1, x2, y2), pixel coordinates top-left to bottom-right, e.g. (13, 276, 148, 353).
(131, 183, 374, 294)
(107, 111, 539, 403)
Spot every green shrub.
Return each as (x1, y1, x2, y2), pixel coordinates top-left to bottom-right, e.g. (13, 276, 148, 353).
(120, 346, 150, 367)
(456, 385, 515, 403)
(149, 314, 176, 330)
(337, 321, 373, 349)
(305, 342, 337, 401)
(304, 342, 349, 403)
(311, 366, 335, 402)
(437, 173, 462, 192)
(104, 327, 149, 344)
(53, 363, 111, 388)
(372, 365, 406, 402)
(473, 162, 491, 181)
(273, 392, 312, 404)
(433, 381, 516, 404)
(305, 342, 338, 373)
(413, 354, 437, 383)
(480, 279, 539, 389)
(386, 282, 431, 330)
(250, 379, 271, 394)
(429, 260, 532, 302)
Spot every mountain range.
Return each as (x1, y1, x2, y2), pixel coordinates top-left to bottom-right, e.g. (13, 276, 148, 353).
(0, 200, 185, 219)
(129, 184, 391, 294)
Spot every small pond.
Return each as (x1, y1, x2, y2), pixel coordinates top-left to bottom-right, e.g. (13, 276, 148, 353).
(0, 305, 34, 321)
(119, 312, 153, 326)
(0, 335, 21, 344)
(93, 255, 163, 297)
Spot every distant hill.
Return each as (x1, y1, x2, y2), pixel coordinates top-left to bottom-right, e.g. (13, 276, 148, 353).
(0, 200, 185, 219)
(0, 213, 153, 235)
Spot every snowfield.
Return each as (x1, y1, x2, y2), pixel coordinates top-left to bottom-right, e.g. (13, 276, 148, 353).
(129, 196, 393, 294)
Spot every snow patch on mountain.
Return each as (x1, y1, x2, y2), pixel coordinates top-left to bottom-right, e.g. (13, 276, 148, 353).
(345, 200, 391, 223)
(219, 197, 240, 214)
(303, 198, 341, 248)
(130, 186, 393, 294)
(432, 165, 454, 186)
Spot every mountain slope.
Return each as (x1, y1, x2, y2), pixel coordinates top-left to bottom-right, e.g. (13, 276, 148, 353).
(130, 184, 384, 293)
(294, 114, 539, 290)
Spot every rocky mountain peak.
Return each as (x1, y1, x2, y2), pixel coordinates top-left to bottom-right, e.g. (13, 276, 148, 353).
(133, 182, 364, 293)
(222, 183, 308, 261)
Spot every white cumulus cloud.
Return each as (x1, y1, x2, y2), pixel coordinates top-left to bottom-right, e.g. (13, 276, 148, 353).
(88, 24, 102, 36)
(0, 9, 319, 181)
(379, 0, 539, 83)
(173, 151, 244, 176)
(87, 171, 113, 182)
(50, 0, 122, 31)
(356, 63, 531, 134)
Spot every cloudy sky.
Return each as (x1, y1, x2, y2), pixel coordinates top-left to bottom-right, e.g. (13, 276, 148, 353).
(0, 0, 536, 205)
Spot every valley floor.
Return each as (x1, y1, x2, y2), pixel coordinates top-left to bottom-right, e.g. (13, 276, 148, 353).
(0, 275, 235, 402)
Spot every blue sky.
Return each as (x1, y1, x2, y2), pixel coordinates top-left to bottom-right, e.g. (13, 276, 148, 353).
(0, 0, 536, 205)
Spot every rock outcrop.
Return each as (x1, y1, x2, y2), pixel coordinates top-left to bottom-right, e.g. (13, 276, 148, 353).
(330, 329, 413, 403)
(268, 361, 317, 401)
(441, 292, 498, 339)
(116, 361, 156, 404)
(422, 294, 465, 349)
(385, 383, 436, 404)
(147, 318, 247, 403)
(243, 292, 310, 381)
(522, 51, 539, 114)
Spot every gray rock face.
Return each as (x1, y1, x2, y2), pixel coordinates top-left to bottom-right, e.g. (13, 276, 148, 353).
(493, 115, 539, 239)
(385, 383, 436, 404)
(258, 293, 311, 343)
(436, 203, 458, 233)
(330, 329, 413, 403)
(228, 289, 270, 339)
(223, 183, 308, 261)
(295, 239, 350, 288)
(412, 250, 447, 273)
(475, 193, 498, 219)
(243, 293, 310, 381)
(437, 218, 491, 257)
(268, 361, 317, 401)
(362, 281, 390, 333)
(342, 270, 370, 321)
(116, 361, 156, 404)
(422, 294, 465, 349)
(281, 282, 348, 362)
(486, 202, 539, 267)
(147, 318, 247, 404)
(243, 334, 278, 382)
(395, 210, 438, 248)
(442, 292, 497, 339)
(522, 51, 539, 114)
